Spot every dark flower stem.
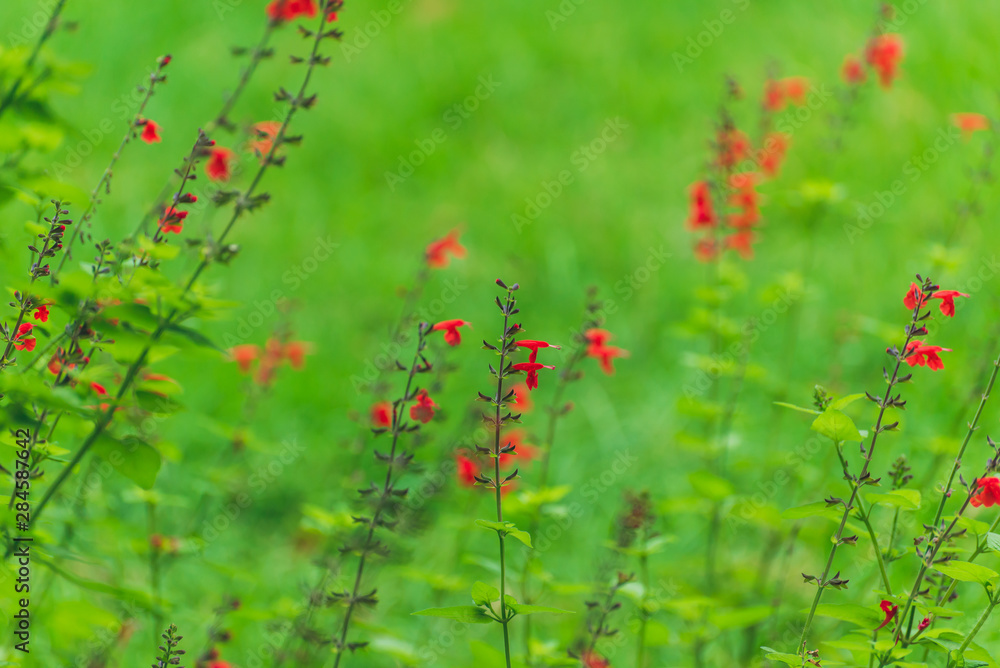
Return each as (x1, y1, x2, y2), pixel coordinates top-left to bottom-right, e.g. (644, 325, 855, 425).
(797, 296, 925, 652)
(931, 350, 1000, 526)
(0, 0, 68, 121)
(332, 324, 429, 667)
(25, 8, 337, 534)
(54, 57, 170, 282)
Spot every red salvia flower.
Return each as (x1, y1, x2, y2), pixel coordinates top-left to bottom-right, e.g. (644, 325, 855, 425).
(726, 230, 756, 260)
(952, 112, 991, 140)
(687, 181, 717, 230)
(903, 282, 968, 317)
(510, 382, 533, 413)
(410, 389, 438, 423)
(585, 329, 628, 375)
(511, 362, 555, 390)
(918, 617, 931, 632)
(902, 341, 950, 371)
(283, 341, 312, 369)
(759, 132, 790, 178)
(764, 77, 809, 111)
(249, 120, 282, 161)
(841, 54, 866, 85)
(865, 34, 904, 88)
(515, 339, 561, 363)
(91, 382, 108, 395)
(140, 119, 162, 144)
(763, 79, 785, 112)
(13, 323, 35, 351)
(431, 319, 471, 346)
(206, 147, 235, 181)
(782, 77, 809, 105)
(728, 172, 761, 229)
(581, 651, 610, 668)
(371, 401, 392, 428)
(33, 305, 49, 322)
(971, 477, 1000, 508)
(876, 599, 898, 631)
(694, 238, 718, 263)
(717, 128, 751, 168)
(230, 344, 260, 373)
(456, 453, 479, 486)
(159, 206, 188, 234)
(267, 0, 317, 21)
(426, 229, 467, 268)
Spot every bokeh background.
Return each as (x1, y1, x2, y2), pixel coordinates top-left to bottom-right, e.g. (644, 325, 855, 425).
(2, 0, 1000, 665)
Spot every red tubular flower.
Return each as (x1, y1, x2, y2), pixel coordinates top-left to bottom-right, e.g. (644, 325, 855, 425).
(694, 238, 717, 263)
(865, 34, 904, 88)
(249, 120, 282, 160)
(431, 319, 471, 346)
(371, 401, 392, 428)
(687, 181, 717, 230)
(903, 341, 950, 371)
(842, 54, 866, 85)
(515, 339, 561, 363)
(91, 382, 108, 395)
(759, 132, 790, 178)
(726, 230, 756, 260)
(511, 362, 555, 390)
(410, 389, 438, 423)
(13, 323, 35, 351)
(455, 453, 479, 486)
(230, 344, 260, 373)
(581, 651, 610, 668)
(498, 430, 539, 467)
(876, 599, 898, 631)
(267, 0, 317, 21)
(728, 172, 761, 229)
(159, 206, 188, 234)
(426, 229, 466, 268)
(140, 119, 161, 144)
(903, 283, 968, 317)
(764, 77, 809, 112)
(208, 662, 233, 668)
(206, 147, 235, 181)
(717, 129, 750, 168)
(33, 305, 49, 322)
(585, 329, 628, 375)
(952, 113, 991, 140)
(782, 77, 809, 106)
(283, 341, 312, 369)
(918, 617, 931, 632)
(763, 79, 785, 112)
(971, 477, 1000, 508)
(510, 382, 533, 412)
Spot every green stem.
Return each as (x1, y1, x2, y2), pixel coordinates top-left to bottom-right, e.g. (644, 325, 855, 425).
(949, 591, 998, 666)
(493, 288, 515, 668)
(0, 0, 68, 121)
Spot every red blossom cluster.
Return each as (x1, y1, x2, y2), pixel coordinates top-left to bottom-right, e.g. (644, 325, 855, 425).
(952, 112, 991, 140)
(425, 228, 467, 268)
(455, 429, 538, 491)
(584, 329, 628, 374)
(230, 338, 311, 386)
(841, 33, 904, 88)
(763, 76, 809, 112)
(512, 338, 560, 390)
(267, 0, 339, 23)
(971, 477, 1000, 508)
(896, 282, 967, 372)
(12, 322, 35, 351)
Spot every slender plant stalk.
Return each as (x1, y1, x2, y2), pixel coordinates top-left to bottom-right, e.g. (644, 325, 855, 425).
(54, 57, 170, 281)
(797, 294, 927, 653)
(24, 7, 338, 534)
(948, 590, 998, 666)
(332, 325, 428, 667)
(833, 443, 892, 595)
(0, 0, 69, 121)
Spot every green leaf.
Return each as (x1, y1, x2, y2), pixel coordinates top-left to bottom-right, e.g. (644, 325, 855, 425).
(412, 606, 492, 624)
(471, 582, 499, 606)
(92, 435, 162, 489)
(475, 519, 533, 548)
(760, 647, 804, 666)
(831, 393, 867, 410)
(508, 603, 573, 616)
(934, 562, 999, 586)
(866, 489, 921, 511)
(782, 501, 842, 521)
(985, 532, 1000, 552)
(773, 401, 820, 415)
(811, 409, 863, 443)
(688, 469, 734, 501)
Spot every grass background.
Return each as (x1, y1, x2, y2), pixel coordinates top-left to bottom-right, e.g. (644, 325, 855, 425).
(2, 0, 1000, 665)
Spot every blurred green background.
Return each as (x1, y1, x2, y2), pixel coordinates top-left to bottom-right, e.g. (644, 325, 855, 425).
(2, 0, 1000, 665)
